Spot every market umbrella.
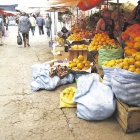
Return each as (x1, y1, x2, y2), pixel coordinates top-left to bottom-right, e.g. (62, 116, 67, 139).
(78, 0, 106, 11)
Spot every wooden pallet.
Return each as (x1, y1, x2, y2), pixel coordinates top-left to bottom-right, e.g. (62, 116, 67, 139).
(116, 99, 140, 133)
(69, 49, 88, 61)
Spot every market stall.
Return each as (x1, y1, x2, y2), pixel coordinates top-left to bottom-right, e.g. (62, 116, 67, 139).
(31, 0, 140, 133)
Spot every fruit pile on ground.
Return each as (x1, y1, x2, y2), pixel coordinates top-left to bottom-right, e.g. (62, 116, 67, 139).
(61, 87, 77, 101)
(69, 55, 91, 70)
(88, 33, 116, 51)
(70, 44, 88, 50)
(67, 33, 83, 41)
(103, 52, 140, 74)
(122, 24, 140, 56)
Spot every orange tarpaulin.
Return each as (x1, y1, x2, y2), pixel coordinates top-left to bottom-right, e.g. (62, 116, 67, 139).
(47, 0, 80, 8)
(78, 0, 106, 11)
(0, 10, 16, 16)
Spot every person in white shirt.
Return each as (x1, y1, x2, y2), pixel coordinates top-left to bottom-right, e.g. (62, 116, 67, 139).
(29, 14, 36, 35)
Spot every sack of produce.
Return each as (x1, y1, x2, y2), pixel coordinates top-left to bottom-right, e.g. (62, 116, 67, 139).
(98, 46, 124, 67)
(73, 74, 116, 121)
(60, 87, 77, 108)
(31, 63, 74, 92)
(102, 67, 115, 87)
(111, 68, 140, 107)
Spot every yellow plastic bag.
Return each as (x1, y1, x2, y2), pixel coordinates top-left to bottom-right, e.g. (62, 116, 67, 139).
(59, 87, 77, 108)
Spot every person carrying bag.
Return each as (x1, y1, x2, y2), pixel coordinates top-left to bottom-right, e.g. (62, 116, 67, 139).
(17, 31, 22, 45)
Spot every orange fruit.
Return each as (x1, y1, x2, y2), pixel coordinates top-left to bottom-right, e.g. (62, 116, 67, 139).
(78, 55, 84, 61)
(73, 58, 77, 63)
(128, 58, 135, 65)
(129, 65, 135, 69)
(122, 61, 128, 67)
(135, 68, 140, 74)
(117, 63, 123, 69)
(77, 63, 84, 69)
(135, 61, 140, 68)
(135, 54, 140, 61)
(128, 67, 135, 72)
(123, 65, 129, 70)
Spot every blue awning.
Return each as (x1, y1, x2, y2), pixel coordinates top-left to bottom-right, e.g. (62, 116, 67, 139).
(0, 4, 18, 12)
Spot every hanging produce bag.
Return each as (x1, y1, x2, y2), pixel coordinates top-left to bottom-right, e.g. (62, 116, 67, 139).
(98, 48, 124, 67)
(60, 87, 77, 108)
(111, 68, 140, 107)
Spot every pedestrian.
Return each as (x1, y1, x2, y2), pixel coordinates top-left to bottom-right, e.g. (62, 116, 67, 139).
(0, 15, 4, 43)
(45, 13, 52, 38)
(36, 14, 45, 35)
(29, 14, 36, 36)
(5, 16, 9, 30)
(96, 10, 114, 39)
(18, 12, 31, 47)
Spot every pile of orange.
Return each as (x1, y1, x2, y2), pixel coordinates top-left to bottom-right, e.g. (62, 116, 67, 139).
(57, 38, 64, 42)
(88, 33, 116, 51)
(79, 30, 93, 39)
(122, 24, 140, 56)
(103, 52, 140, 74)
(67, 33, 83, 41)
(69, 55, 91, 70)
(70, 44, 88, 50)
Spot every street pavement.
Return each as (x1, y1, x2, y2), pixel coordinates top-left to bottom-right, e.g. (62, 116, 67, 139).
(0, 26, 139, 140)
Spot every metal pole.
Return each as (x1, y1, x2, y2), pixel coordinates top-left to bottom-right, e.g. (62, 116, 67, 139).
(50, 12, 52, 41)
(117, 0, 123, 48)
(76, 6, 78, 24)
(107, 0, 109, 10)
(70, 7, 72, 29)
(54, 9, 56, 40)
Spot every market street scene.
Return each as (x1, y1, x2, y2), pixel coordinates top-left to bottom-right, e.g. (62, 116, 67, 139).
(0, 0, 140, 140)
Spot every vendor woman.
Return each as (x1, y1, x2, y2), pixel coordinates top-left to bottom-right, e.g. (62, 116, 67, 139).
(96, 10, 114, 39)
(57, 26, 71, 40)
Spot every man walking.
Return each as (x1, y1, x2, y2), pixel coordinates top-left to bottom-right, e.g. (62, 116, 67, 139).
(29, 14, 36, 35)
(45, 13, 52, 38)
(36, 14, 45, 35)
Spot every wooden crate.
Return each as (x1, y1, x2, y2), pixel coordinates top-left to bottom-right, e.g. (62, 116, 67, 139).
(116, 99, 140, 133)
(69, 49, 88, 61)
(54, 52, 69, 60)
(55, 46, 64, 52)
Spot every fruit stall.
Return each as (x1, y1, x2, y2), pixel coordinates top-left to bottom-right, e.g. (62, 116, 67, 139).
(31, 0, 140, 133)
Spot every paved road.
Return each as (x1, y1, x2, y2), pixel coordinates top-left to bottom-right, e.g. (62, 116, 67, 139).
(0, 26, 139, 140)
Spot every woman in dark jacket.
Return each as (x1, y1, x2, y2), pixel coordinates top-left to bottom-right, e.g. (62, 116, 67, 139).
(18, 12, 31, 47)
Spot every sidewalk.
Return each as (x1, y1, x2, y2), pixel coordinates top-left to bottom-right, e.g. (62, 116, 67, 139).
(0, 26, 139, 140)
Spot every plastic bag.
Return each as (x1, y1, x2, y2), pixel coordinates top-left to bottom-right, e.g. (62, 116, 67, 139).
(17, 33, 22, 45)
(98, 48, 124, 67)
(102, 67, 115, 87)
(74, 74, 116, 121)
(111, 68, 140, 107)
(59, 87, 77, 108)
